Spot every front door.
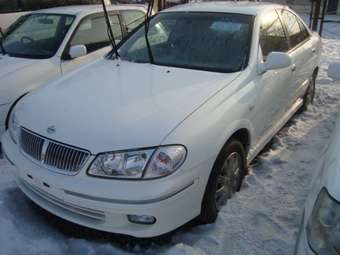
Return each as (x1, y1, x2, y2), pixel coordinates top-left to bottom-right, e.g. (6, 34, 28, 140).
(251, 10, 292, 142)
(61, 12, 123, 74)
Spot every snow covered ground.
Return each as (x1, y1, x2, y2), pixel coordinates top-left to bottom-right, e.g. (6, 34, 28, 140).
(1, 18, 340, 255)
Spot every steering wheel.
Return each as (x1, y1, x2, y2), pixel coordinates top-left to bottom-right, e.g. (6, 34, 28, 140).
(21, 36, 34, 44)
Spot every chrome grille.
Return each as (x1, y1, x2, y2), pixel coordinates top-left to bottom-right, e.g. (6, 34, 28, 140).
(20, 128, 90, 174)
(20, 129, 44, 161)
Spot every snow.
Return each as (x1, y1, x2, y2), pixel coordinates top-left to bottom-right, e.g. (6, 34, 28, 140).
(1, 18, 340, 255)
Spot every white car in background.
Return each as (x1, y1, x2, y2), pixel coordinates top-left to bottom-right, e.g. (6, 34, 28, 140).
(2, 2, 321, 238)
(294, 63, 340, 255)
(0, 4, 146, 138)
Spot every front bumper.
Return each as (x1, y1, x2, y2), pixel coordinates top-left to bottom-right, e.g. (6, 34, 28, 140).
(1, 132, 206, 238)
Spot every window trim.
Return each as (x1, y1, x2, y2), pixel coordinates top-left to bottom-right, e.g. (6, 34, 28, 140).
(277, 9, 311, 54)
(61, 11, 125, 60)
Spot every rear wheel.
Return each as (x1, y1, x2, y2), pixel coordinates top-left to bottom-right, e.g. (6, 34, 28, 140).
(199, 140, 246, 224)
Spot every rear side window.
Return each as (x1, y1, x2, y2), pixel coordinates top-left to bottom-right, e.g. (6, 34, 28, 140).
(70, 13, 122, 54)
(121, 10, 145, 33)
(297, 18, 310, 41)
(280, 10, 309, 49)
(260, 10, 289, 58)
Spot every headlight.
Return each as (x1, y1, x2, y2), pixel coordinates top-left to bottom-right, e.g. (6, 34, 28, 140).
(8, 111, 19, 144)
(306, 188, 340, 254)
(88, 145, 186, 179)
(143, 146, 187, 179)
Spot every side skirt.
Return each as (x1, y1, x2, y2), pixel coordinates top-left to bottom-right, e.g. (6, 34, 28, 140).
(247, 98, 304, 164)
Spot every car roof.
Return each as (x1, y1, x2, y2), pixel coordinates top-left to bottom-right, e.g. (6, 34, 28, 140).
(162, 1, 284, 16)
(32, 4, 146, 16)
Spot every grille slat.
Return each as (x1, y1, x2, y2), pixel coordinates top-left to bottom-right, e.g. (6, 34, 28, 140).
(20, 128, 90, 174)
(50, 143, 57, 166)
(70, 150, 77, 171)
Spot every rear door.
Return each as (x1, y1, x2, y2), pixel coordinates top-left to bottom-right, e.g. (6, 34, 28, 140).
(60, 12, 124, 74)
(120, 9, 146, 35)
(278, 9, 314, 104)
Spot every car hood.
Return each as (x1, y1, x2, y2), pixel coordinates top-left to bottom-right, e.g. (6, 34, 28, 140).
(0, 55, 38, 78)
(16, 59, 240, 154)
(0, 55, 41, 104)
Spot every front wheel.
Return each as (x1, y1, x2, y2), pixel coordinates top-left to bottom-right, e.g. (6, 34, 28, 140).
(199, 140, 246, 224)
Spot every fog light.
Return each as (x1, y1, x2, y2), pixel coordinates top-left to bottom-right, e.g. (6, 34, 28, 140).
(127, 214, 156, 225)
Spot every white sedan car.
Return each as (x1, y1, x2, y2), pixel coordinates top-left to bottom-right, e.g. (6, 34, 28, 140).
(0, 4, 146, 137)
(294, 63, 340, 255)
(2, 2, 321, 238)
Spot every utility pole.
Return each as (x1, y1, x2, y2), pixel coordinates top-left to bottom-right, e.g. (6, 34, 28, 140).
(312, 0, 322, 30)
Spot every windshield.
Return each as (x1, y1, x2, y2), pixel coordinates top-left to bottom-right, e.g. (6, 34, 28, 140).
(2, 13, 75, 59)
(118, 12, 253, 73)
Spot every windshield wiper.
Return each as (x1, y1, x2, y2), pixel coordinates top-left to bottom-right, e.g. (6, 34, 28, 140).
(144, 0, 154, 64)
(101, 0, 119, 59)
(0, 28, 6, 55)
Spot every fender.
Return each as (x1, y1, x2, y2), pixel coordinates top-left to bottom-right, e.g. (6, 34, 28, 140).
(5, 92, 29, 129)
(218, 118, 254, 154)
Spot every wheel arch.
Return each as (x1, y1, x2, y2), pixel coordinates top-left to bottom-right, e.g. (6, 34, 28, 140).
(227, 128, 251, 154)
(218, 120, 253, 158)
(5, 92, 29, 130)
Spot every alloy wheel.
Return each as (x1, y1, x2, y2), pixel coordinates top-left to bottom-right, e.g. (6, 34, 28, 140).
(215, 152, 242, 210)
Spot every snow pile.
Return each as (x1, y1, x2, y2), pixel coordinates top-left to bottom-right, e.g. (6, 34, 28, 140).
(1, 19, 340, 255)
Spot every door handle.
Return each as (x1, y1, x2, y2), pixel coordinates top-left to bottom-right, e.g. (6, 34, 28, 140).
(312, 48, 316, 54)
(291, 64, 296, 72)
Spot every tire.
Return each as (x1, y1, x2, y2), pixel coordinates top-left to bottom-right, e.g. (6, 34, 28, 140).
(299, 73, 316, 113)
(199, 140, 247, 224)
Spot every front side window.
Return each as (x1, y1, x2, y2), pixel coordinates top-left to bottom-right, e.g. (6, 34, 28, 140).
(2, 14, 74, 59)
(121, 10, 145, 33)
(118, 12, 254, 73)
(70, 13, 122, 54)
(280, 10, 309, 48)
(259, 10, 289, 58)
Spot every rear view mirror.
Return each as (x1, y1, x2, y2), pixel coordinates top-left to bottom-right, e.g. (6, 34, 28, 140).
(260, 52, 292, 73)
(69, 45, 87, 59)
(38, 18, 53, 25)
(328, 62, 340, 81)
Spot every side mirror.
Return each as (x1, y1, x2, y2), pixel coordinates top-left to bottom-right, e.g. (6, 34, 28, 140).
(260, 52, 292, 73)
(328, 62, 340, 81)
(69, 45, 87, 59)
